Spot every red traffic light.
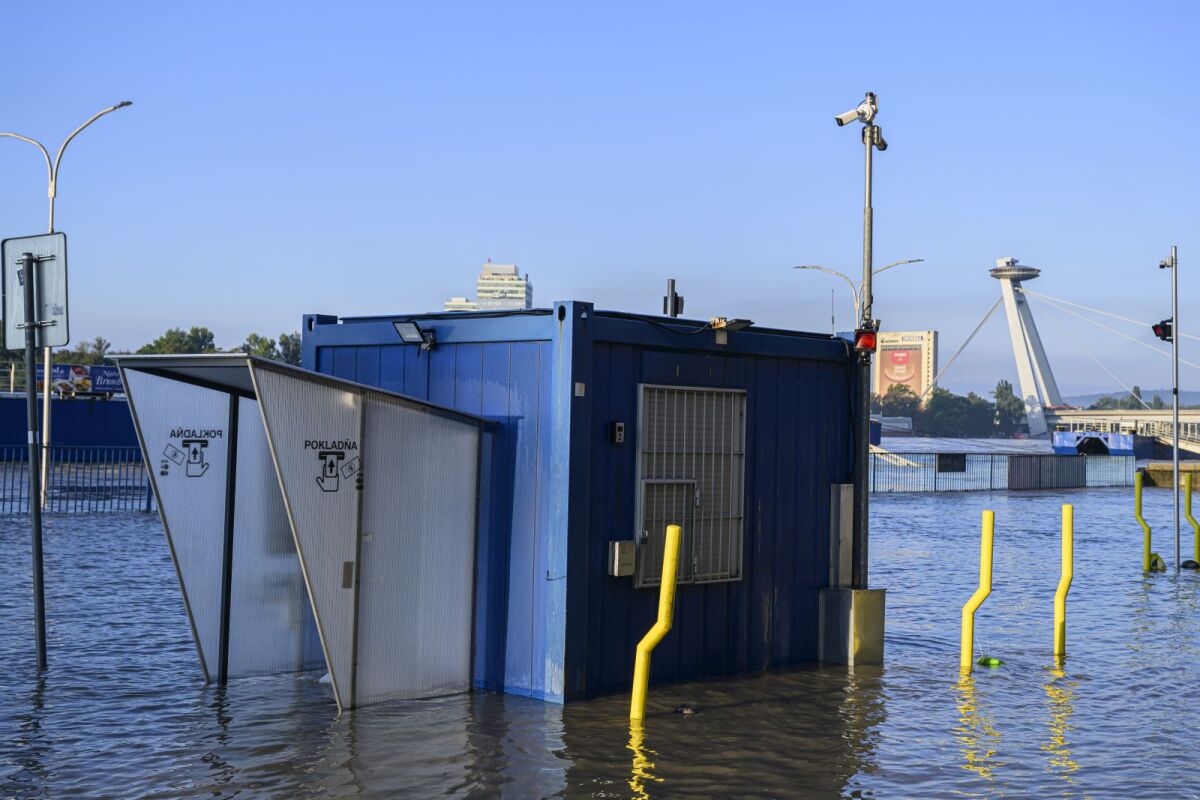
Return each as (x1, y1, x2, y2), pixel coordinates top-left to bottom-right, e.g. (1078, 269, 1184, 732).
(854, 329, 877, 352)
(1153, 319, 1173, 342)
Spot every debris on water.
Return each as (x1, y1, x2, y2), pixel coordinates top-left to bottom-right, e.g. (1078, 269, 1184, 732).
(1183, 560, 1199, 570)
(977, 656, 1003, 668)
(674, 704, 698, 716)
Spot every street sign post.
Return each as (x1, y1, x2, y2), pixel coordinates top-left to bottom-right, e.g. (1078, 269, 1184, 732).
(1, 232, 69, 670)
(3, 233, 68, 349)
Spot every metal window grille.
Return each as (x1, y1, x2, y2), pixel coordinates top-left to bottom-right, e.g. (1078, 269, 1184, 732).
(635, 385, 746, 588)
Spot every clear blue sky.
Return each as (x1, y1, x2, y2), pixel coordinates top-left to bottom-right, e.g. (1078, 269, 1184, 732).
(2, 1, 1196, 397)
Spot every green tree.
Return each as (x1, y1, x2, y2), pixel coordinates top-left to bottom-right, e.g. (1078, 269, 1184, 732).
(278, 331, 302, 366)
(963, 392, 997, 437)
(1150, 393, 1166, 410)
(1089, 395, 1121, 410)
(54, 336, 113, 365)
(137, 326, 218, 355)
(239, 333, 281, 360)
(992, 379, 1025, 435)
(918, 388, 969, 436)
(878, 384, 920, 419)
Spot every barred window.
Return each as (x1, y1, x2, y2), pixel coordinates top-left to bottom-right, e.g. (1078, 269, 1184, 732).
(635, 385, 746, 588)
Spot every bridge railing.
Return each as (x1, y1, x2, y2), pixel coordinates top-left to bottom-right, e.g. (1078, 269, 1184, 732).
(870, 452, 1135, 493)
(0, 445, 154, 514)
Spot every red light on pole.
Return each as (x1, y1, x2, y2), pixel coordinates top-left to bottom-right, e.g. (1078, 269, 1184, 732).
(854, 329, 877, 352)
(1153, 319, 1173, 342)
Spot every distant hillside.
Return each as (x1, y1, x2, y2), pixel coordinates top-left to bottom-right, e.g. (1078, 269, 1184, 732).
(1064, 389, 1200, 407)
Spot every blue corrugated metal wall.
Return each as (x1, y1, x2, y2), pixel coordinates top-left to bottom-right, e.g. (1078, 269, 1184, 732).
(304, 304, 859, 703)
(0, 396, 137, 449)
(570, 341, 854, 697)
(304, 315, 562, 700)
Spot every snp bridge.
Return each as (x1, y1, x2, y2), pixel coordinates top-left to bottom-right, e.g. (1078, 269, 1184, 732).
(1048, 409, 1200, 455)
(935, 257, 1196, 451)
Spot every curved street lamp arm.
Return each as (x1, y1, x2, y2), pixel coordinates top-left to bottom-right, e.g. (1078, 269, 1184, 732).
(872, 258, 924, 277)
(794, 264, 861, 318)
(51, 101, 133, 192)
(0, 132, 53, 187)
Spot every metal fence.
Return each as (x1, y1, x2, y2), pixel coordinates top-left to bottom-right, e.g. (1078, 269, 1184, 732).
(869, 452, 1136, 493)
(0, 446, 153, 513)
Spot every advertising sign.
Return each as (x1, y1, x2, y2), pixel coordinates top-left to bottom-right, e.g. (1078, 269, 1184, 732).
(35, 364, 124, 395)
(878, 346, 924, 394)
(873, 330, 938, 400)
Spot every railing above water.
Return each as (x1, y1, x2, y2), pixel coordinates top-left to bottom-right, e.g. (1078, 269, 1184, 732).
(0, 446, 153, 513)
(870, 452, 1135, 493)
(0, 447, 1138, 511)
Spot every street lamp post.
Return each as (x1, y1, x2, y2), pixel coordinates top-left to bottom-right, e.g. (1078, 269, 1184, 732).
(793, 255, 922, 588)
(2, 101, 132, 509)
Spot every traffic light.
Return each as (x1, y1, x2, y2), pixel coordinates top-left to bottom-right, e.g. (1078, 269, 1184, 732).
(854, 329, 878, 353)
(1153, 319, 1173, 342)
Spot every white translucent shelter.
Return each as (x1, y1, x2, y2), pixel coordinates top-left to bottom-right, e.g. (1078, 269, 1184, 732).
(119, 354, 486, 710)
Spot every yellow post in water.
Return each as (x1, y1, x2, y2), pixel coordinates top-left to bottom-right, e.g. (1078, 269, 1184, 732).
(960, 511, 995, 674)
(1053, 504, 1073, 659)
(630, 524, 682, 721)
(1135, 471, 1152, 572)
(1186, 474, 1200, 563)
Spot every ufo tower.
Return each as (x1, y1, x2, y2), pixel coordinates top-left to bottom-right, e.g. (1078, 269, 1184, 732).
(990, 257, 1063, 438)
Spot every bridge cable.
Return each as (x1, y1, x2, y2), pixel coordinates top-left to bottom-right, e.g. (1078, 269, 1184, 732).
(1018, 289, 1200, 372)
(1046, 309, 1153, 409)
(919, 297, 1002, 401)
(1021, 286, 1200, 343)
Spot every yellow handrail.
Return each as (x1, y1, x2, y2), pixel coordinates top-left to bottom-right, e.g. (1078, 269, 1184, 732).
(1135, 471, 1152, 572)
(1186, 474, 1200, 563)
(1053, 505, 1073, 658)
(630, 524, 682, 721)
(960, 510, 995, 673)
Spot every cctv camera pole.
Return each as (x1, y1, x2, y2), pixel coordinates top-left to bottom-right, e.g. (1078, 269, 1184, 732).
(854, 108, 877, 589)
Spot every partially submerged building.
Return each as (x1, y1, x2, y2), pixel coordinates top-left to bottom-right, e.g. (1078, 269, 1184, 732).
(122, 301, 876, 708)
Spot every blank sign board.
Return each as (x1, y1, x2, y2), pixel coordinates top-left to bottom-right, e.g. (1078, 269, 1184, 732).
(2, 232, 69, 350)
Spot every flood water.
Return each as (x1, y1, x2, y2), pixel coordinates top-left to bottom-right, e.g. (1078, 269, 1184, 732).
(2, 488, 1198, 798)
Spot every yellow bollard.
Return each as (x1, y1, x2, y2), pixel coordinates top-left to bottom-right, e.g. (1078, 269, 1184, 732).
(1186, 474, 1200, 564)
(960, 510, 995, 674)
(1053, 505, 1073, 659)
(1135, 471, 1152, 572)
(630, 524, 682, 721)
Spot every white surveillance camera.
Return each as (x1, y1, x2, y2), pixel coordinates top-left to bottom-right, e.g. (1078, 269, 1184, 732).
(874, 131, 888, 151)
(835, 108, 861, 127)
(834, 96, 878, 127)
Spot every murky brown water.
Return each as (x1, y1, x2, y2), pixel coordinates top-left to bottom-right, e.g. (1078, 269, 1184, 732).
(3, 488, 1199, 798)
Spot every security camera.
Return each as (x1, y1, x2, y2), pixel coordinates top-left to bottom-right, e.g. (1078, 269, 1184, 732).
(834, 92, 878, 126)
(874, 130, 888, 151)
(1160, 259, 1171, 269)
(835, 108, 861, 126)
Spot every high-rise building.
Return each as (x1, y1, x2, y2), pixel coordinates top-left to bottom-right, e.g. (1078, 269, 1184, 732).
(443, 296, 478, 312)
(443, 261, 533, 312)
(872, 330, 938, 401)
(476, 262, 532, 310)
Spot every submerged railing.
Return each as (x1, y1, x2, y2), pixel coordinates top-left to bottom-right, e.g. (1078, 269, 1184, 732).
(0, 446, 153, 513)
(870, 452, 1135, 493)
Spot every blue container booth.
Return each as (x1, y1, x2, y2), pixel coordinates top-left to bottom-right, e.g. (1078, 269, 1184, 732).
(303, 301, 862, 702)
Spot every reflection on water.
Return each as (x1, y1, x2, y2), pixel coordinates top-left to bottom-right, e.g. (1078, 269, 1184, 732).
(626, 721, 661, 799)
(955, 675, 1002, 782)
(1042, 662, 1080, 787)
(2, 489, 1200, 797)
